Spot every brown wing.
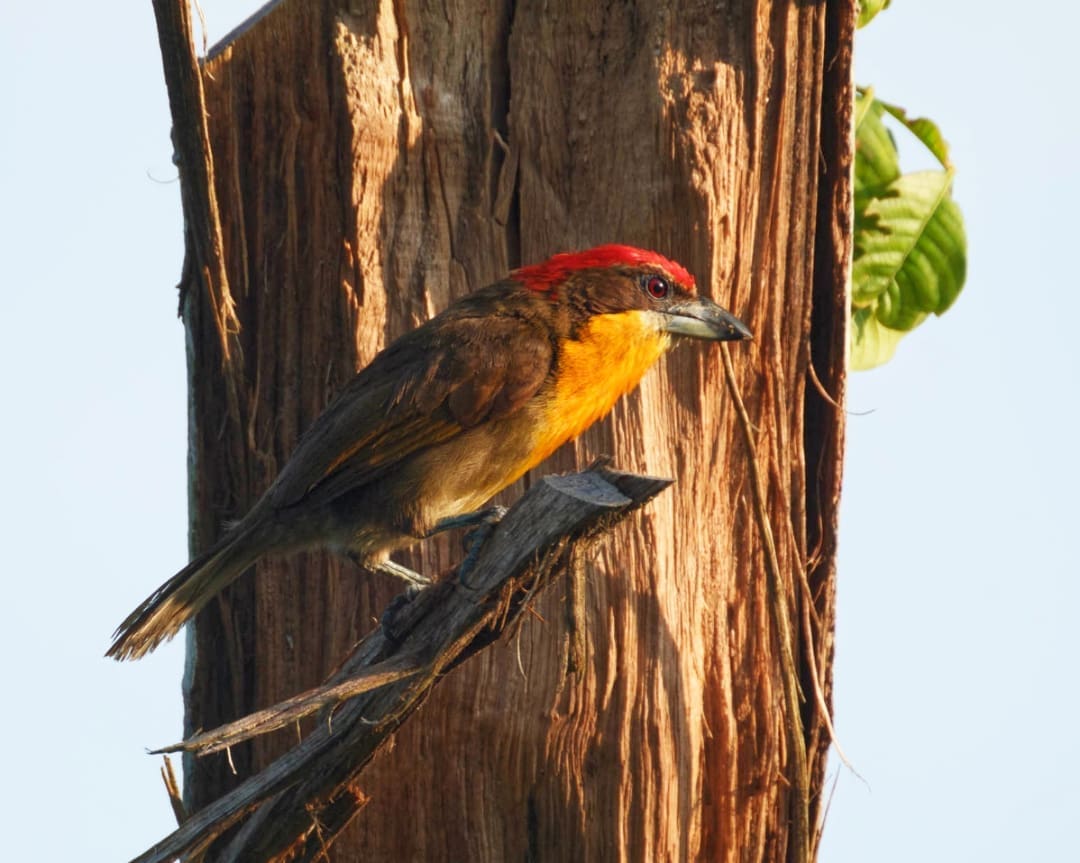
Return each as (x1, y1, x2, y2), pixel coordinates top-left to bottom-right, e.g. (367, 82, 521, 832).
(266, 295, 555, 511)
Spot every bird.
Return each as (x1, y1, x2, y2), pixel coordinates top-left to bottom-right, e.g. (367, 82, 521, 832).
(108, 244, 752, 660)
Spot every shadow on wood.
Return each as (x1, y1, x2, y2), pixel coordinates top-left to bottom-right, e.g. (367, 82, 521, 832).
(130, 463, 671, 863)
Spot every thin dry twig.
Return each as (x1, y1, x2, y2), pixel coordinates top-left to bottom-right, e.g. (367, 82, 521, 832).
(795, 566, 861, 782)
(160, 756, 187, 827)
(807, 348, 843, 411)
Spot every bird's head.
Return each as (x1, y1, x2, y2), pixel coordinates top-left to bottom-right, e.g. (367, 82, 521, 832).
(511, 244, 752, 344)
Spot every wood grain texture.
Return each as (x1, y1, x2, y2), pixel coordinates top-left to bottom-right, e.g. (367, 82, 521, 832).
(168, 0, 855, 860)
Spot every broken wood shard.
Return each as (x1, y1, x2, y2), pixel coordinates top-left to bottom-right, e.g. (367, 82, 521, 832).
(129, 464, 671, 863)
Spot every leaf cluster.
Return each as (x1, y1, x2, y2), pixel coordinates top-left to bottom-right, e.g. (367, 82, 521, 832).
(851, 7, 967, 370)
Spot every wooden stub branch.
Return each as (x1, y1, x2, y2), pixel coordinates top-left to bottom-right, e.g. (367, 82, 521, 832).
(129, 464, 671, 863)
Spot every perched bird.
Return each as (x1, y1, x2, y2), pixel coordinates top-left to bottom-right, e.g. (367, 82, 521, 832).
(108, 244, 751, 660)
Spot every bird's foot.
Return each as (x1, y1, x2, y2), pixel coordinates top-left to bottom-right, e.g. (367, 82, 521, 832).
(380, 586, 423, 644)
(455, 507, 506, 588)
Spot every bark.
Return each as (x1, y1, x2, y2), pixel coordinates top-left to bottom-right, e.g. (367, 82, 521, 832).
(163, 0, 853, 860)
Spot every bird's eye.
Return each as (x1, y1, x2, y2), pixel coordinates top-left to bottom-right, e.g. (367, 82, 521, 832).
(644, 275, 670, 299)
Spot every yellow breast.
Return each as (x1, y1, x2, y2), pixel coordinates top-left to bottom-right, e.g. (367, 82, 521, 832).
(529, 310, 672, 466)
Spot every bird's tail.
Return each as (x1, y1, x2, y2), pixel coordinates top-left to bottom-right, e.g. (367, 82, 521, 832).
(107, 522, 270, 661)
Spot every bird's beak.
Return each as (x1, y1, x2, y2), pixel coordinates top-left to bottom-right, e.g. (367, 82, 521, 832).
(661, 297, 753, 342)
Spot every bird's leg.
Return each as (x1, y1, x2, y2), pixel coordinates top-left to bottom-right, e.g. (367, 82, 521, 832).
(372, 558, 432, 587)
(343, 550, 432, 588)
(376, 506, 509, 639)
(425, 505, 508, 538)
(342, 551, 429, 640)
(341, 556, 432, 643)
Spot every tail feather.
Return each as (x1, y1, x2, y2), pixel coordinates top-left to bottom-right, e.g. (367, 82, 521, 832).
(107, 525, 267, 661)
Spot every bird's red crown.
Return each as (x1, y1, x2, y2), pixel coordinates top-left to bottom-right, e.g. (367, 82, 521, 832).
(512, 244, 696, 293)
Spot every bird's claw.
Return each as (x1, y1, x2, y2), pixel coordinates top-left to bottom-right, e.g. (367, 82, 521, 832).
(457, 506, 506, 588)
(380, 587, 421, 643)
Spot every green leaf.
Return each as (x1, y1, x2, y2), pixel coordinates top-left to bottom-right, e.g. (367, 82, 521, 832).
(857, 0, 892, 29)
(854, 89, 900, 192)
(852, 170, 967, 331)
(850, 306, 915, 371)
(879, 100, 953, 169)
(852, 20, 969, 369)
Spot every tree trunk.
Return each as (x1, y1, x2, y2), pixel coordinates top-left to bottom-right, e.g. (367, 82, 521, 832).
(168, 0, 853, 860)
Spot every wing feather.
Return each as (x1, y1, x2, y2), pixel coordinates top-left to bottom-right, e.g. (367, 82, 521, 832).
(267, 298, 554, 511)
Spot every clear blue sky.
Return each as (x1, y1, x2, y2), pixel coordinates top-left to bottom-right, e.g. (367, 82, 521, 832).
(1, 2, 1075, 860)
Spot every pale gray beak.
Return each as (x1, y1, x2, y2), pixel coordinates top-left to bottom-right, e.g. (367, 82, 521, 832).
(662, 297, 753, 341)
